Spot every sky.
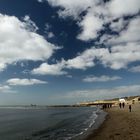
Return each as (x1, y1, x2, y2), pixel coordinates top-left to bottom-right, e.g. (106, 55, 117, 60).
(0, 0, 140, 105)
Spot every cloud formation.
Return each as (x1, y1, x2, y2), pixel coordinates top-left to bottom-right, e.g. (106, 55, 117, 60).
(46, 0, 140, 41)
(32, 41, 140, 75)
(56, 84, 140, 101)
(83, 75, 121, 82)
(0, 14, 57, 71)
(0, 85, 14, 93)
(129, 65, 140, 73)
(7, 78, 47, 86)
(32, 61, 66, 75)
(107, 17, 140, 45)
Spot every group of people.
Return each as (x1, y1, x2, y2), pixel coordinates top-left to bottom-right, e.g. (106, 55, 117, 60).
(119, 102, 125, 108)
(102, 104, 112, 109)
(119, 102, 132, 112)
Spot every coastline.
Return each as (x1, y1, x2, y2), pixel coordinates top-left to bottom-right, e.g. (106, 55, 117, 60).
(73, 109, 108, 140)
(86, 103, 140, 140)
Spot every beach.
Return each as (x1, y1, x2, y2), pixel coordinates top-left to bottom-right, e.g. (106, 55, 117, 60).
(87, 103, 140, 140)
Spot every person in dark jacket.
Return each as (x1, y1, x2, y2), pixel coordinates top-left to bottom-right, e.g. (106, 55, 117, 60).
(122, 102, 125, 108)
(129, 105, 132, 112)
(119, 103, 122, 108)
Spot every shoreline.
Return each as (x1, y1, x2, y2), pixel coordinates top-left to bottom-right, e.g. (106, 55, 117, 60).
(73, 109, 108, 140)
(85, 103, 140, 140)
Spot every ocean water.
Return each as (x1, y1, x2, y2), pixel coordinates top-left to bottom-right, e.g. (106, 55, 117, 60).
(0, 106, 104, 140)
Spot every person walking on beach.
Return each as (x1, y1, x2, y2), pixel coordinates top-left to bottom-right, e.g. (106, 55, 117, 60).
(129, 105, 132, 112)
(122, 102, 125, 108)
(119, 103, 122, 108)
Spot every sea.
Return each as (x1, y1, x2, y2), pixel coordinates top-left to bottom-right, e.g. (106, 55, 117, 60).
(0, 106, 107, 140)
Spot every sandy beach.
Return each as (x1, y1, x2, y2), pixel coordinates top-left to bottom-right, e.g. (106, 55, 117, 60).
(87, 103, 140, 140)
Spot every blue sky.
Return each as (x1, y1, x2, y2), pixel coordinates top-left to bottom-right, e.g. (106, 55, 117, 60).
(0, 0, 140, 105)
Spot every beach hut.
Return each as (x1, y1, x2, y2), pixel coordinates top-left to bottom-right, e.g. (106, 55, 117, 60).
(119, 98, 126, 103)
(119, 98, 126, 108)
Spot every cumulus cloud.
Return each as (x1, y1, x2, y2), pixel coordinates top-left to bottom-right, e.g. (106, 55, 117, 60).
(83, 75, 121, 82)
(32, 41, 140, 75)
(34, 0, 140, 74)
(0, 85, 15, 93)
(129, 65, 140, 72)
(100, 43, 140, 69)
(32, 48, 97, 75)
(66, 42, 140, 70)
(47, 0, 95, 19)
(46, 0, 140, 41)
(0, 13, 57, 71)
(32, 61, 67, 75)
(77, 9, 104, 41)
(110, 18, 127, 32)
(108, 0, 140, 18)
(32, 47, 96, 75)
(7, 78, 47, 86)
(66, 48, 96, 69)
(107, 17, 140, 45)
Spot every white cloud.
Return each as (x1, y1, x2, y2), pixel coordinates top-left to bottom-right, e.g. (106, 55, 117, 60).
(100, 42, 140, 69)
(7, 78, 47, 86)
(56, 84, 140, 101)
(23, 15, 38, 32)
(37, 0, 43, 2)
(47, 32, 55, 38)
(129, 65, 140, 72)
(44, 23, 55, 38)
(47, 0, 95, 19)
(77, 9, 104, 41)
(0, 85, 10, 91)
(66, 75, 72, 78)
(32, 61, 67, 75)
(110, 18, 127, 32)
(0, 85, 15, 93)
(66, 48, 96, 69)
(0, 14, 57, 71)
(108, 17, 140, 45)
(108, 0, 140, 18)
(46, 0, 140, 41)
(32, 42, 140, 75)
(66, 42, 140, 70)
(83, 75, 121, 82)
(34, 0, 140, 72)
(70, 42, 140, 70)
(32, 47, 97, 75)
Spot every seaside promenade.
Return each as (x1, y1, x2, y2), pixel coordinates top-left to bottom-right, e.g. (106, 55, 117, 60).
(87, 103, 140, 140)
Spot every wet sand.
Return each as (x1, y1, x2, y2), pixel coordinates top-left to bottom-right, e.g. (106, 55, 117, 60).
(86, 103, 140, 140)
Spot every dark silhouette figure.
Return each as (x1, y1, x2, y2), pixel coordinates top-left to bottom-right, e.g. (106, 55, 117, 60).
(129, 105, 132, 112)
(119, 103, 122, 108)
(122, 102, 125, 108)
